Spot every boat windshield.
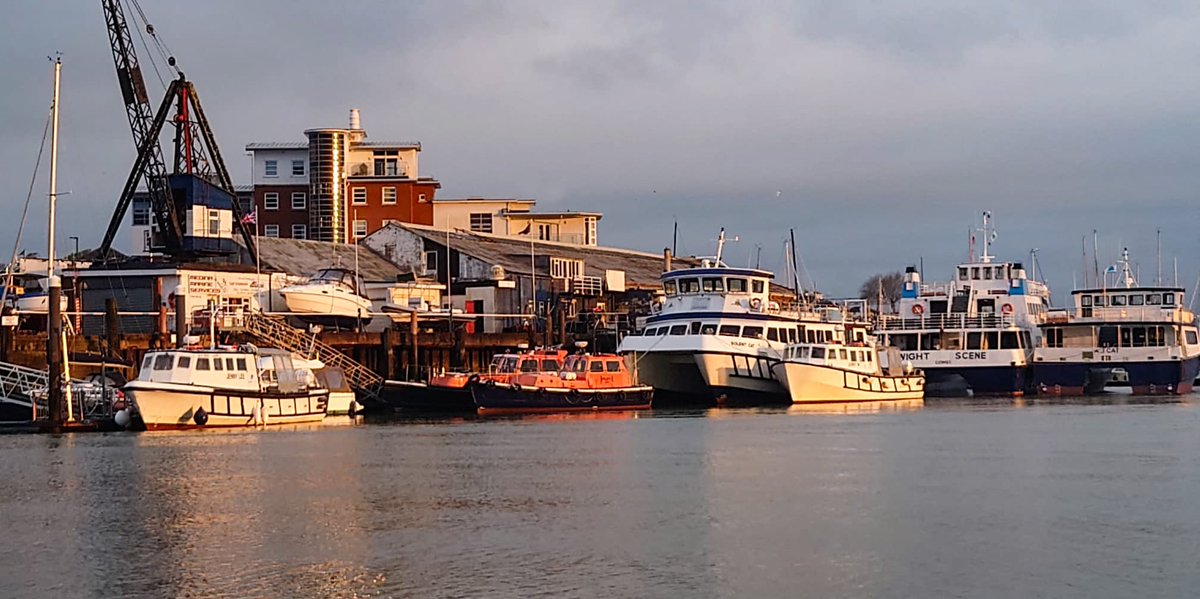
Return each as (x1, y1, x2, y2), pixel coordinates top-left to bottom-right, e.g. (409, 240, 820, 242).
(519, 359, 540, 372)
(314, 269, 352, 286)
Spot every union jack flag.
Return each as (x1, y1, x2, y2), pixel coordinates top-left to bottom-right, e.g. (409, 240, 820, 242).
(241, 210, 257, 225)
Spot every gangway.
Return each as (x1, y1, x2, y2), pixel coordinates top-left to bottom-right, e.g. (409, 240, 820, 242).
(237, 312, 383, 399)
(0, 362, 50, 421)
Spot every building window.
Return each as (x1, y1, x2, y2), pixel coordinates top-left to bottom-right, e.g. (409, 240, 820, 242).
(373, 151, 400, 177)
(538, 223, 557, 241)
(352, 187, 366, 205)
(292, 224, 307, 239)
(264, 160, 277, 177)
(132, 201, 150, 226)
(469, 213, 493, 233)
(418, 193, 427, 203)
(584, 216, 597, 246)
(382, 187, 397, 205)
(291, 160, 305, 177)
(207, 211, 220, 236)
(550, 257, 584, 279)
(424, 250, 438, 275)
(263, 224, 279, 238)
(291, 192, 306, 210)
(264, 192, 279, 211)
(352, 219, 368, 239)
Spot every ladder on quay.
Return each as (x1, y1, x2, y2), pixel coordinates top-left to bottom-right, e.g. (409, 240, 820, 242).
(237, 312, 383, 399)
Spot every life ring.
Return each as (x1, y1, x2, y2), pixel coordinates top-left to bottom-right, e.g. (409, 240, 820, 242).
(911, 304, 925, 315)
(1001, 303, 1014, 315)
(750, 298, 763, 311)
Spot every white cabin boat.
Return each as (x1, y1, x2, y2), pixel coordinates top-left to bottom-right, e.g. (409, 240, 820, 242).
(772, 320, 924, 403)
(1033, 249, 1200, 396)
(617, 230, 866, 405)
(877, 212, 1050, 397)
(279, 268, 372, 328)
(125, 347, 329, 429)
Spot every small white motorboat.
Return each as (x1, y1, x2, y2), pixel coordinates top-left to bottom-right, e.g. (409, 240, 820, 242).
(279, 268, 373, 328)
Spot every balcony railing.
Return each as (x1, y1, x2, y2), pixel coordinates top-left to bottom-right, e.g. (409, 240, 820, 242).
(879, 314, 1016, 331)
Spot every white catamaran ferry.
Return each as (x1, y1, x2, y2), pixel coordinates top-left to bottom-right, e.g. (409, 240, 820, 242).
(1033, 249, 1200, 396)
(877, 212, 1051, 397)
(125, 346, 330, 429)
(618, 230, 861, 405)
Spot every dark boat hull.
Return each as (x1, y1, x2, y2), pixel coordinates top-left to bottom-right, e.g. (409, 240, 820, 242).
(922, 366, 1028, 397)
(1035, 357, 1199, 396)
(471, 382, 653, 414)
(380, 380, 476, 412)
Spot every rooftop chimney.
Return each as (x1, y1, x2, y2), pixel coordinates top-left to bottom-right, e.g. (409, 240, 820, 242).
(349, 108, 361, 130)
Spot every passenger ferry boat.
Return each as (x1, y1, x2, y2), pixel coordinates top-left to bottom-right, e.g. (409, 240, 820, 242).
(772, 319, 924, 403)
(125, 346, 329, 429)
(877, 213, 1050, 397)
(617, 230, 860, 405)
(381, 348, 566, 411)
(1033, 249, 1200, 396)
(471, 351, 653, 414)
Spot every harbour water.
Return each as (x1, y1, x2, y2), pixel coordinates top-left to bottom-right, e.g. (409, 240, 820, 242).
(3, 398, 1200, 598)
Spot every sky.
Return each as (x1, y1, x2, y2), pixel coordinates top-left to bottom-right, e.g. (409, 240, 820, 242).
(2, 1, 1200, 301)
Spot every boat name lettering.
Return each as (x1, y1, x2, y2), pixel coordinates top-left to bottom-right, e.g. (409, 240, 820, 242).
(954, 351, 988, 360)
(899, 351, 930, 361)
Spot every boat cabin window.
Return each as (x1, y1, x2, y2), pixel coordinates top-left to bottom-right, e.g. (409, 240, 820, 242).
(656, 327, 669, 336)
(573, 358, 587, 373)
(701, 324, 717, 335)
(967, 333, 981, 350)
(606, 360, 621, 372)
(788, 328, 798, 343)
(177, 356, 191, 369)
(752, 280, 765, 294)
(920, 333, 941, 350)
(812, 347, 825, 359)
(971, 267, 980, 279)
(520, 359, 539, 372)
(1001, 331, 1020, 349)
(1188, 330, 1197, 345)
(890, 334, 918, 351)
(541, 359, 560, 371)
(1092, 295, 1105, 307)
(865, 351, 873, 363)
(1098, 326, 1118, 348)
(690, 322, 702, 334)
(958, 267, 968, 280)
(767, 328, 779, 342)
(679, 279, 701, 294)
(839, 349, 849, 360)
(589, 360, 605, 373)
(142, 355, 152, 370)
(153, 354, 173, 370)
(226, 358, 236, 371)
(213, 358, 224, 371)
(727, 278, 748, 293)
(196, 358, 210, 370)
(719, 325, 740, 336)
(1080, 295, 1092, 307)
(1111, 295, 1127, 307)
(702, 278, 724, 293)
(669, 325, 687, 335)
(983, 267, 992, 280)
(1045, 328, 1063, 348)
(664, 280, 677, 296)
(1146, 294, 1161, 305)
(741, 326, 763, 339)
(1130, 295, 1144, 306)
(1165, 293, 1176, 306)
(236, 358, 247, 371)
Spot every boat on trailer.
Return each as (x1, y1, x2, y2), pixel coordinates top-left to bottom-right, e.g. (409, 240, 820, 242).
(125, 346, 329, 429)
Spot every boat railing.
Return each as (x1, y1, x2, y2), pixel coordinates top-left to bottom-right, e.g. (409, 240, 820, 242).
(919, 282, 956, 297)
(878, 313, 1016, 330)
(1055, 305, 1195, 324)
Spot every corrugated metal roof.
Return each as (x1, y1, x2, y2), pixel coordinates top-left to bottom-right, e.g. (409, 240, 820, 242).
(245, 142, 308, 150)
(377, 223, 691, 289)
(253, 236, 404, 282)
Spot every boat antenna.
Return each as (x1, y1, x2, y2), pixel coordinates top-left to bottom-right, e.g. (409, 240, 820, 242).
(672, 219, 678, 258)
(1092, 230, 1100, 285)
(1081, 235, 1088, 288)
(715, 228, 727, 265)
(1156, 227, 1162, 286)
(976, 210, 995, 264)
(789, 228, 806, 307)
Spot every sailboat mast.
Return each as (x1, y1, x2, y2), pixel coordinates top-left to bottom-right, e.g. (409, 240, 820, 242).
(46, 57, 64, 425)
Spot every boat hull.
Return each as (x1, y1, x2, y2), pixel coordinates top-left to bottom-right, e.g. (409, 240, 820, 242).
(127, 384, 329, 429)
(279, 289, 372, 327)
(1034, 357, 1199, 396)
(471, 382, 653, 414)
(919, 365, 1027, 398)
(623, 350, 788, 406)
(379, 380, 476, 412)
(771, 362, 924, 403)
(325, 390, 359, 415)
